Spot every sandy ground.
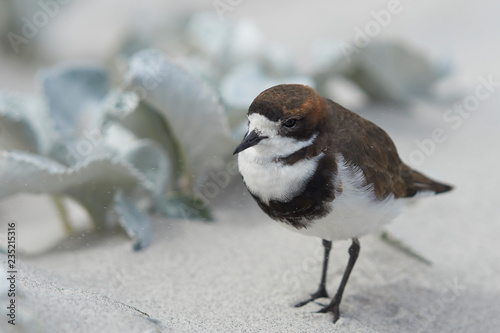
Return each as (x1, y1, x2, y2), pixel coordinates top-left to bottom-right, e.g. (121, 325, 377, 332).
(1, 1, 500, 332)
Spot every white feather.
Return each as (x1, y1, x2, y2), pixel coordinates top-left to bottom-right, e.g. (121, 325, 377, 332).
(239, 150, 323, 204)
(284, 154, 403, 241)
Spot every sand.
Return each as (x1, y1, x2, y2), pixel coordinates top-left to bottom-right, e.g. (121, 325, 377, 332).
(1, 1, 500, 332)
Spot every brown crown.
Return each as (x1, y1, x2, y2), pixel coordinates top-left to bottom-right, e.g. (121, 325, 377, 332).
(249, 84, 326, 123)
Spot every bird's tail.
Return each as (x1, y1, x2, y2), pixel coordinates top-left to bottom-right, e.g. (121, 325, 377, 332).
(404, 169, 453, 197)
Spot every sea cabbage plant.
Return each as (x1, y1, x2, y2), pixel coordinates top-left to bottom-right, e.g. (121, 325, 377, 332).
(0, 49, 233, 250)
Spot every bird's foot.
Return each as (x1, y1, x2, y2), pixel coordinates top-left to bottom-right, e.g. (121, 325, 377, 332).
(316, 295, 340, 323)
(294, 287, 329, 308)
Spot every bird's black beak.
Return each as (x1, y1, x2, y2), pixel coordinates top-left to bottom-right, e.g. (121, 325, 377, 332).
(233, 130, 267, 155)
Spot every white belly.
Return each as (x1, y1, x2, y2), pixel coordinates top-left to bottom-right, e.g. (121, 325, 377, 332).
(283, 154, 403, 240)
(284, 192, 402, 241)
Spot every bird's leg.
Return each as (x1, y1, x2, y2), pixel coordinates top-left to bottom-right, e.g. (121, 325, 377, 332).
(295, 239, 332, 307)
(317, 238, 360, 323)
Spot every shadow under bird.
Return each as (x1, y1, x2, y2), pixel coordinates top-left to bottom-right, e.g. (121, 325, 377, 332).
(233, 84, 452, 323)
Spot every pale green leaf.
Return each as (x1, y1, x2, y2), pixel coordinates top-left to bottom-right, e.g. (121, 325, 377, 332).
(114, 191, 153, 251)
(155, 195, 213, 221)
(39, 63, 110, 165)
(0, 151, 153, 228)
(105, 91, 185, 192)
(311, 40, 449, 103)
(0, 91, 54, 154)
(127, 49, 233, 190)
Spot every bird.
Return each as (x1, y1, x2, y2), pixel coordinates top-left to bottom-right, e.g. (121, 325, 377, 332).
(232, 84, 452, 323)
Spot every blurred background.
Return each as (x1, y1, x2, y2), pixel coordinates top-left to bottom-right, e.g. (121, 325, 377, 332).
(0, 1, 499, 332)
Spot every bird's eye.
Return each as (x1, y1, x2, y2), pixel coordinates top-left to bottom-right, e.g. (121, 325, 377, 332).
(283, 118, 297, 128)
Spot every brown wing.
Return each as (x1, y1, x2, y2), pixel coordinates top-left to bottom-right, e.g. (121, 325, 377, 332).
(327, 99, 452, 199)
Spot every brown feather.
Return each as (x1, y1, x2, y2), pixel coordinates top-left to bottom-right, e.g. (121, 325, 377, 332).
(324, 99, 452, 199)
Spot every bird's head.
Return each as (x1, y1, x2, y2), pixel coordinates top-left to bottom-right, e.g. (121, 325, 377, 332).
(233, 84, 328, 159)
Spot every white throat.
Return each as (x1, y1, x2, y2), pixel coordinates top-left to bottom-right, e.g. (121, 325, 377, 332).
(238, 151, 323, 204)
(237, 113, 321, 204)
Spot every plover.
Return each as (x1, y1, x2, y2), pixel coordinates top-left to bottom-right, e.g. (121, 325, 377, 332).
(233, 84, 452, 323)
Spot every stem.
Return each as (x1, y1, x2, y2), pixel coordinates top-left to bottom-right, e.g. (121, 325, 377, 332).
(380, 231, 432, 266)
(52, 195, 73, 234)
